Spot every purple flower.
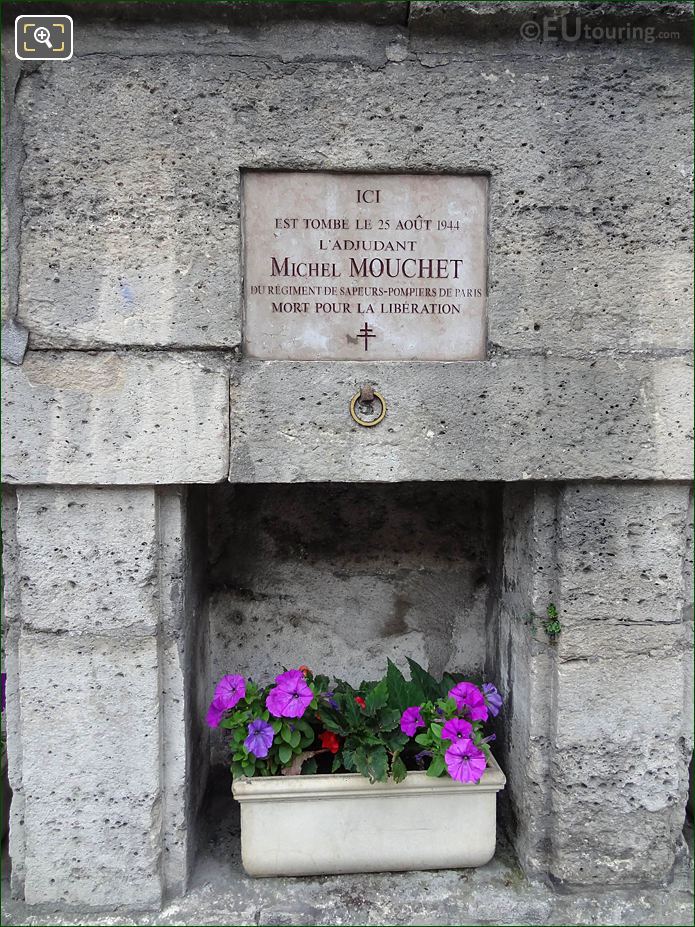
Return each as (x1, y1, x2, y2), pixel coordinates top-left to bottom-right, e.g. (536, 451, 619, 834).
(482, 683, 503, 717)
(440, 717, 473, 742)
(206, 695, 229, 728)
(323, 690, 339, 710)
(448, 682, 488, 722)
(214, 674, 246, 710)
(445, 739, 487, 783)
(244, 719, 275, 758)
(400, 706, 425, 736)
(266, 669, 314, 718)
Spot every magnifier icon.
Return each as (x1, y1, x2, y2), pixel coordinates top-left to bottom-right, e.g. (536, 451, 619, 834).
(33, 26, 53, 49)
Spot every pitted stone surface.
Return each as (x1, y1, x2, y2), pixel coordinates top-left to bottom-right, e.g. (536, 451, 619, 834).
(17, 633, 162, 907)
(15, 487, 158, 636)
(492, 482, 693, 886)
(408, 1, 695, 32)
(1, 351, 229, 484)
(556, 484, 692, 640)
(0, 319, 28, 365)
(228, 356, 693, 483)
(4, 486, 210, 904)
(8, 23, 692, 353)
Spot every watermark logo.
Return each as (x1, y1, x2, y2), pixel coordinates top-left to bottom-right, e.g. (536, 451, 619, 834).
(15, 15, 73, 61)
(520, 16, 680, 45)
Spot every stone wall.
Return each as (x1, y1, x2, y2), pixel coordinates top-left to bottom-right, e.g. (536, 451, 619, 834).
(1, 0, 693, 909)
(2, 486, 208, 905)
(490, 482, 694, 885)
(1, 1, 692, 486)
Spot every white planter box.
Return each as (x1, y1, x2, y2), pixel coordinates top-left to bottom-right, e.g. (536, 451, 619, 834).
(232, 756, 505, 877)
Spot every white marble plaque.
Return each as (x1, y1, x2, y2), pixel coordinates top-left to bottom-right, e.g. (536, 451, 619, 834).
(242, 172, 487, 361)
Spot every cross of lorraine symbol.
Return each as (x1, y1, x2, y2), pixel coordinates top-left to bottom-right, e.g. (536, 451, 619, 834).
(358, 323, 375, 351)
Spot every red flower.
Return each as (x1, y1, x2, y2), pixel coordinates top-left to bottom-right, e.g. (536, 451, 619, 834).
(320, 731, 340, 754)
(298, 665, 311, 677)
(354, 696, 366, 710)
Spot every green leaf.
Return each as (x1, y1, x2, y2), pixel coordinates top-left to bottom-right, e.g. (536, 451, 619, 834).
(331, 753, 342, 773)
(319, 710, 348, 735)
(365, 746, 389, 783)
(386, 659, 411, 712)
(278, 744, 292, 764)
(290, 729, 301, 749)
(365, 678, 389, 714)
(414, 733, 431, 746)
(352, 746, 370, 779)
(295, 718, 314, 737)
(391, 755, 407, 783)
(242, 761, 256, 777)
(280, 724, 293, 744)
(382, 730, 409, 752)
(376, 707, 401, 730)
(407, 658, 441, 701)
(426, 755, 447, 778)
(301, 757, 318, 776)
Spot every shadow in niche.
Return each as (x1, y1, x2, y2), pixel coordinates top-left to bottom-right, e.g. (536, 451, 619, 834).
(205, 481, 504, 723)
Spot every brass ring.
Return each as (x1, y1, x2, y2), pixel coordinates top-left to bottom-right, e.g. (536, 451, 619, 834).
(349, 391, 387, 427)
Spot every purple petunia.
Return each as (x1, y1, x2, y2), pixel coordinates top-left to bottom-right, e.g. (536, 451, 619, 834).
(266, 669, 314, 718)
(206, 695, 229, 728)
(244, 719, 275, 758)
(400, 706, 425, 736)
(448, 681, 488, 722)
(215, 674, 246, 709)
(482, 682, 503, 717)
(444, 738, 487, 783)
(206, 674, 247, 728)
(440, 717, 473, 742)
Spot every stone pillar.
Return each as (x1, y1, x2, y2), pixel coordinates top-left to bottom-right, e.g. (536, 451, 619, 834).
(494, 482, 693, 886)
(2, 485, 207, 907)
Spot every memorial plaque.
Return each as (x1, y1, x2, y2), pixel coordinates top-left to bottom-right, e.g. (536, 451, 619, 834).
(242, 171, 487, 361)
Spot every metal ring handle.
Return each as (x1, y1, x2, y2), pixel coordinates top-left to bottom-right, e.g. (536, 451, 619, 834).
(349, 391, 387, 427)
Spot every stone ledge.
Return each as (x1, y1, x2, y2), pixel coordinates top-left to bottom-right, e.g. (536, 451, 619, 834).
(1, 351, 230, 485)
(409, 2, 694, 34)
(229, 355, 693, 483)
(1, 1, 409, 25)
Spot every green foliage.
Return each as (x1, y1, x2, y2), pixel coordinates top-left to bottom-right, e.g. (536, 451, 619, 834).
(216, 659, 496, 786)
(520, 602, 562, 641)
(542, 603, 562, 640)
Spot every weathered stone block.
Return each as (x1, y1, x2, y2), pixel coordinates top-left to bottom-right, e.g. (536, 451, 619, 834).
(557, 484, 690, 626)
(1, 351, 229, 484)
(15, 487, 157, 636)
(229, 357, 692, 483)
(19, 633, 162, 907)
(554, 653, 686, 746)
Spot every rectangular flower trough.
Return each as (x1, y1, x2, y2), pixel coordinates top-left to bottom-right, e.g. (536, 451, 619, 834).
(232, 756, 506, 877)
